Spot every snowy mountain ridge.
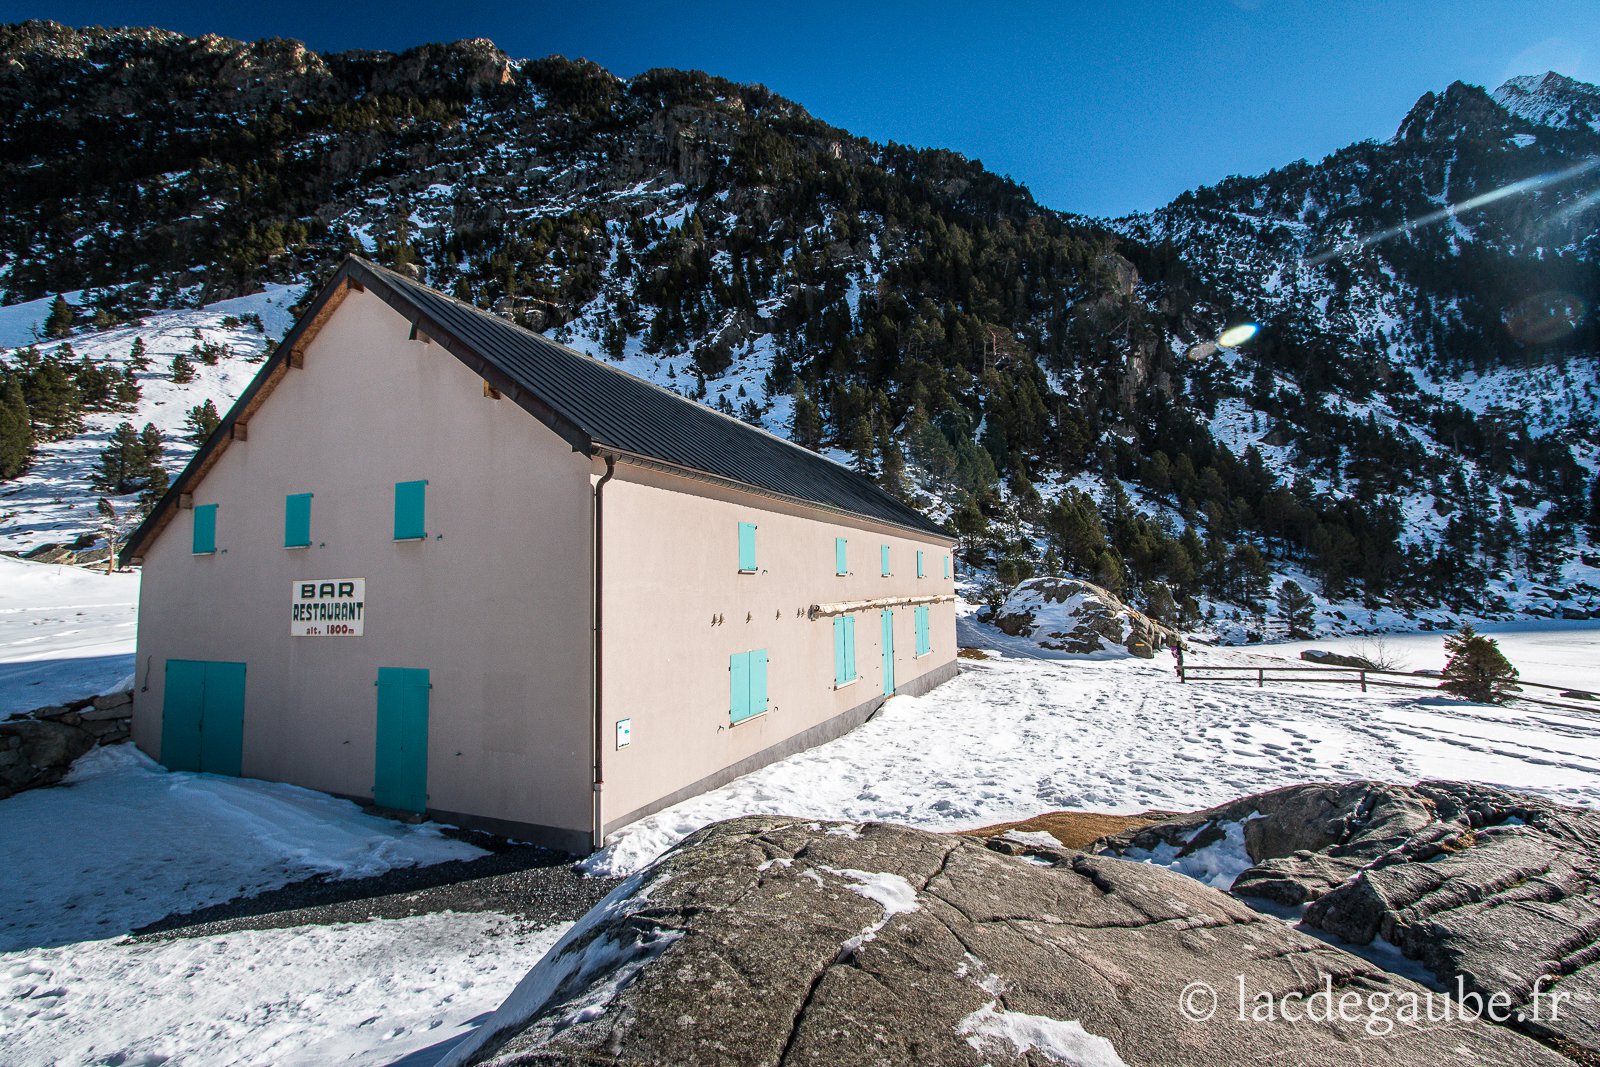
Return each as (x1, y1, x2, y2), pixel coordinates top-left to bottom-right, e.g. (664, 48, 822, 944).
(3, 22, 1599, 639)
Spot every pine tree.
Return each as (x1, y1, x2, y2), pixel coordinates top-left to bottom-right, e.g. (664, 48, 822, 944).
(114, 367, 141, 409)
(0, 373, 33, 478)
(845, 415, 876, 476)
(128, 336, 150, 372)
(171, 349, 196, 384)
(877, 423, 908, 499)
(790, 384, 823, 451)
(1439, 625, 1520, 704)
(1275, 579, 1316, 639)
(22, 352, 82, 440)
(91, 421, 145, 493)
(185, 399, 221, 443)
(138, 422, 165, 472)
(44, 294, 74, 339)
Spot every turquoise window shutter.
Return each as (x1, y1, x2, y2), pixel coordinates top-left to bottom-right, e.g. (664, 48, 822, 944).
(285, 493, 312, 548)
(730, 652, 752, 724)
(844, 617, 857, 680)
(192, 504, 217, 554)
(738, 522, 757, 573)
(916, 606, 931, 656)
(833, 618, 846, 685)
(835, 537, 848, 575)
(917, 550, 925, 578)
(394, 480, 427, 540)
(751, 650, 769, 714)
(880, 544, 890, 576)
(943, 555, 950, 579)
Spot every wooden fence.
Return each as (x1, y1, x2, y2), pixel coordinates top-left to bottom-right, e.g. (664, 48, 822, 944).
(1178, 663, 1599, 713)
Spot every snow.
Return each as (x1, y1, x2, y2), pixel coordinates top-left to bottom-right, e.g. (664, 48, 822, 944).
(2, 745, 484, 951)
(583, 630, 1600, 877)
(0, 913, 568, 1067)
(0, 556, 138, 716)
(438, 867, 680, 1067)
(1120, 814, 1264, 890)
(957, 1001, 1129, 1067)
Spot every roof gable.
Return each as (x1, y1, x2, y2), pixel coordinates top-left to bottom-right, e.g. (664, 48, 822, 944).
(125, 257, 948, 561)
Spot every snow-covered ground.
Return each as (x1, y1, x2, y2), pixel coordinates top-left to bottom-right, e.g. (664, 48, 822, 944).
(4, 746, 484, 952)
(0, 555, 138, 716)
(0, 745, 546, 1066)
(583, 628, 1600, 876)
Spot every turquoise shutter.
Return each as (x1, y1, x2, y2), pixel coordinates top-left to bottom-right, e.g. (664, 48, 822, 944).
(192, 504, 217, 554)
(833, 618, 847, 685)
(881, 544, 890, 576)
(835, 537, 848, 575)
(844, 617, 857, 680)
(730, 652, 752, 724)
(394, 480, 427, 540)
(738, 522, 757, 573)
(751, 650, 768, 714)
(943, 554, 950, 579)
(917, 550, 925, 578)
(916, 606, 931, 656)
(285, 493, 312, 548)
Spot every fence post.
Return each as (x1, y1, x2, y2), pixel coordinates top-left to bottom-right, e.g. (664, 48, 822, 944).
(1258, 668, 1264, 688)
(1361, 670, 1367, 693)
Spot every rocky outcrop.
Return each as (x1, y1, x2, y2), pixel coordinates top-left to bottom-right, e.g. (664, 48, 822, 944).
(0, 690, 131, 798)
(447, 816, 1564, 1067)
(1098, 782, 1600, 1061)
(993, 577, 1176, 658)
(1300, 649, 1379, 670)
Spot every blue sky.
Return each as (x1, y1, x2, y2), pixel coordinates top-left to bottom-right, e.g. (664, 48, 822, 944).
(6, 1, 1598, 216)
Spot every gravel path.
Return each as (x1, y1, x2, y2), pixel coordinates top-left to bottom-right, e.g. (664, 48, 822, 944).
(132, 833, 623, 941)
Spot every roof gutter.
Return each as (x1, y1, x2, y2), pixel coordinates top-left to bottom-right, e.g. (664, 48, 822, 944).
(591, 453, 617, 852)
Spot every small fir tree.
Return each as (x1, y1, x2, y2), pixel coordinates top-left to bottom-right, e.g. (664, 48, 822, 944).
(790, 383, 823, 451)
(1275, 579, 1317, 639)
(128, 336, 150, 372)
(91, 421, 145, 494)
(171, 349, 196, 384)
(114, 367, 141, 409)
(184, 399, 221, 443)
(44, 294, 74, 339)
(1439, 625, 1520, 705)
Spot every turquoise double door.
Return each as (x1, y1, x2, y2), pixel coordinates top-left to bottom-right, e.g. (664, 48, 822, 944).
(374, 667, 431, 814)
(161, 659, 246, 776)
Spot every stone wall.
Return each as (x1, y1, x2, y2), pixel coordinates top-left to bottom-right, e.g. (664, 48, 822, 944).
(0, 690, 132, 799)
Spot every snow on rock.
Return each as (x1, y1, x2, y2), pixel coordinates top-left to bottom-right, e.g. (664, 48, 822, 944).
(1, 745, 484, 951)
(0, 556, 139, 717)
(439, 866, 680, 1067)
(957, 1001, 1129, 1067)
(1118, 813, 1265, 890)
(991, 577, 1175, 659)
(0, 912, 568, 1067)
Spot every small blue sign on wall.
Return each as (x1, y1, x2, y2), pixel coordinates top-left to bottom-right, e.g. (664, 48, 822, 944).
(616, 718, 632, 749)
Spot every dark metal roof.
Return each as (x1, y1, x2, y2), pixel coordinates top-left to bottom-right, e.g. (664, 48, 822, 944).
(355, 258, 948, 538)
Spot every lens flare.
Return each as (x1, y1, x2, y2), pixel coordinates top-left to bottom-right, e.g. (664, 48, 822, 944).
(1218, 323, 1259, 348)
(1305, 158, 1599, 266)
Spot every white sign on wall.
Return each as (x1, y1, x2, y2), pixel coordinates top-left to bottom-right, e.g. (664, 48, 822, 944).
(291, 578, 366, 637)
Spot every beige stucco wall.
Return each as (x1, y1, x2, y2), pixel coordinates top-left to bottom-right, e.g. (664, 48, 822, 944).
(597, 460, 957, 832)
(131, 288, 596, 844)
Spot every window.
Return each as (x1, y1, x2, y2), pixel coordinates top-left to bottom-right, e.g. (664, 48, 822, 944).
(832, 616, 857, 686)
(730, 649, 769, 725)
(916, 550, 925, 578)
(394, 480, 427, 541)
(285, 493, 312, 549)
(915, 605, 931, 657)
(835, 537, 848, 576)
(943, 554, 951, 580)
(192, 503, 217, 555)
(881, 544, 891, 577)
(738, 522, 758, 573)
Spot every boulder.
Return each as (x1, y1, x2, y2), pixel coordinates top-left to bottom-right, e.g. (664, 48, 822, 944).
(447, 817, 1564, 1067)
(1300, 649, 1380, 670)
(992, 577, 1176, 658)
(0, 718, 95, 798)
(1098, 781, 1600, 1060)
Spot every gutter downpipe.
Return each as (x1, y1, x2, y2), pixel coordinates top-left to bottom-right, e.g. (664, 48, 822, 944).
(591, 454, 617, 852)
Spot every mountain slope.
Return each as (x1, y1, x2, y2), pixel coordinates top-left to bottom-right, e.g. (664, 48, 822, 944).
(2, 22, 1598, 638)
